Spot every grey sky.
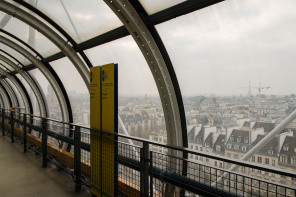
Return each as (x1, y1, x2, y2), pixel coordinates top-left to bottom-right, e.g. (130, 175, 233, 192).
(156, 0, 296, 96)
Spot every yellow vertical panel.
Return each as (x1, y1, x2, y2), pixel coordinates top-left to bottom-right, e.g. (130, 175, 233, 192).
(90, 66, 102, 196)
(102, 63, 115, 197)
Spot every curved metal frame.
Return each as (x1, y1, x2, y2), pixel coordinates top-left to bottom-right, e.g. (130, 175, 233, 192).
(0, 1, 90, 89)
(0, 78, 18, 108)
(0, 35, 69, 123)
(0, 54, 47, 117)
(0, 84, 10, 108)
(0, 91, 4, 108)
(13, 0, 93, 68)
(105, 0, 183, 148)
(0, 66, 30, 114)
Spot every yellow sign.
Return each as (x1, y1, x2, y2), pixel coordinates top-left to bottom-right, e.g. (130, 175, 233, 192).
(90, 66, 101, 196)
(90, 63, 118, 197)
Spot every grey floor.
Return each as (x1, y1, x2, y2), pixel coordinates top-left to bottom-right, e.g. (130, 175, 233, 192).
(0, 135, 91, 197)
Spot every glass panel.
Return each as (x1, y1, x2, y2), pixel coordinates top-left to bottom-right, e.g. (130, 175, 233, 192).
(16, 74, 40, 116)
(156, 0, 296, 189)
(50, 58, 89, 126)
(86, 36, 165, 140)
(0, 43, 29, 65)
(4, 78, 24, 109)
(23, 0, 123, 43)
(139, 0, 186, 15)
(28, 68, 62, 120)
(0, 11, 60, 58)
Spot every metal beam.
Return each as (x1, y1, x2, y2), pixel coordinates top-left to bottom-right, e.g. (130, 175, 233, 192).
(0, 83, 10, 108)
(0, 78, 18, 107)
(105, 0, 183, 149)
(0, 54, 47, 117)
(0, 1, 90, 89)
(0, 66, 30, 114)
(0, 35, 69, 123)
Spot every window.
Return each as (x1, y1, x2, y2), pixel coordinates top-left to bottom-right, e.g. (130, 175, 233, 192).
(234, 145, 240, 150)
(272, 160, 276, 166)
(242, 146, 247, 152)
(219, 163, 223, 168)
(205, 143, 210, 147)
(281, 155, 287, 163)
(230, 136, 234, 141)
(234, 154, 238, 159)
(227, 144, 232, 149)
(252, 156, 255, 162)
(206, 158, 209, 163)
(215, 161, 217, 166)
(200, 147, 203, 151)
(227, 153, 231, 157)
(244, 139, 249, 144)
(268, 150, 274, 155)
(237, 137, 241, 142)
(216, 145, 221, 151)
(283, 146, 289, 151)
(195, 155, 198, 160)
(258, 157, 262, 163)
(241, 166, 246, 172)
(292, 158, 296, 165)
(265, 158, 269, 165)
(190, 145, 193, 149)
(195, 146, 198, 150)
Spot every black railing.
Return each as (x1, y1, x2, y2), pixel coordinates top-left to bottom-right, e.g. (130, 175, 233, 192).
(0, 108, 296, 197)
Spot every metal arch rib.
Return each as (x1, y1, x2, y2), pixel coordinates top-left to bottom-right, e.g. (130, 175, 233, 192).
(0, 91, 4, 108)
(0, 54, 47, 117)
(0, 84, 10, 108)
(0, 78, 18, 108)
(0, 1, 90, 88)
(0, 35, 69, 123)
(104, 0, 183, 147)
(0, 67, 30, 114)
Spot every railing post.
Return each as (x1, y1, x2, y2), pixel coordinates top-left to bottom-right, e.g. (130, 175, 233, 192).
(23, 114, 27, 153)
(2, 109, 4, 136)
(42, 118, 47, 168)
(10, 110, 14, 143)
(140, 142, 150, 197)
(74, 125, 81, 192)
(150, 151, 153, 197)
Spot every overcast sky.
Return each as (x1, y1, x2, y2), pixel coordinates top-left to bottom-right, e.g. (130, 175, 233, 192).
(1, 0, 296, 97)
(157, 0, 296, 96)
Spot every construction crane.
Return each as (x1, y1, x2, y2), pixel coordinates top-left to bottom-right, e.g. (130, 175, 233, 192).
(240, 82, 270, 97)
(253, 83, 270, 96)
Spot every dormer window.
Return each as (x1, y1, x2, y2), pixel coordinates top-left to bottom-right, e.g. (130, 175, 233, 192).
(216, 145, 221, 152)
(268, 150, 274, 155)
(234, 145, 240, 150)
(237, 137, 241, 143)
(244, 139, 249, 144)
(283, 146, 289, 151)
(230, 136, 234, 141)
(242, 146, 247, 152)
(205, 143, 210, 147)
(227, 144, 232, 149)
